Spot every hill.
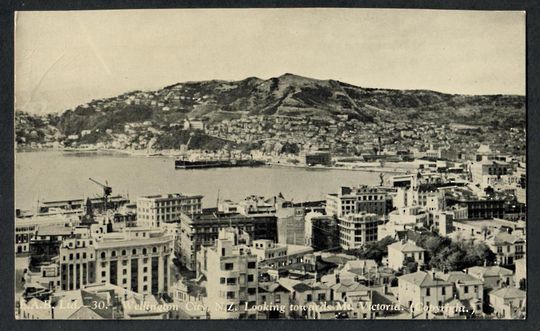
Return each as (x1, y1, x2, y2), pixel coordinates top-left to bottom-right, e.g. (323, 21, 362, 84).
(15, 73, 525, 149)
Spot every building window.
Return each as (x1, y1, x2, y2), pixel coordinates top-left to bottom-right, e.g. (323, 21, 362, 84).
(227, 291, 235, 299)
(442, 287, 446, 295)
(220, 277, 226, 284)
(247, 274, 254, 282)
(247, 288, 256, 295)
(464, 286, 469, 294)
(247, 262, 256, 269)
(426, 288, 430, 296)
(225, 263, 234, 270)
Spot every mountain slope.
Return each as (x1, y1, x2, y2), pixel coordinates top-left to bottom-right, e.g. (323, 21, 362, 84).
(20, 73, 526, 139)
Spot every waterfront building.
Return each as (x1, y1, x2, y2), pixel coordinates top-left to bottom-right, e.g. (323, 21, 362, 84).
(137, 193, 203, 228)
(338, 212, 378, 250)
(38, 195, 129, 215)
(304, 151, 332, 166)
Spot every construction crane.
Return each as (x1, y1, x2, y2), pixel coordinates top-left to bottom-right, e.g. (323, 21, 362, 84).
(89, 178, 112, 212)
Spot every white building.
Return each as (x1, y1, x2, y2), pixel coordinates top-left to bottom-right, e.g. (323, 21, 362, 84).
(338, 212, 378, 250)
(200, 228, 259, 319)
(137, 193, 203, 228)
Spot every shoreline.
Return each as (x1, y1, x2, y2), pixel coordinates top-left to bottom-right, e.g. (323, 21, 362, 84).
(16, 148, 411, 174)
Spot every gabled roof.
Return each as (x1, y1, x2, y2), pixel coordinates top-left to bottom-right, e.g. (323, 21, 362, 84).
(389, 240, 426, 253)
(292, 283, 312, 293)
(259, 283, 290, 293)
(436, 271, 483, 285)
(399, 271, 452, 287)
(465, 266, 513, 277)
(489, 287, 526, 300)
(488, 231, 524, 245)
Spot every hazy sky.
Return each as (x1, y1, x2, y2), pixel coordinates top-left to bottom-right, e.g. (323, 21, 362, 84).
(15, 9, 525, 114)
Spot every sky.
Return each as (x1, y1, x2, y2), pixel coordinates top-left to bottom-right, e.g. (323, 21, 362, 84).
(15, 8, 525, 115)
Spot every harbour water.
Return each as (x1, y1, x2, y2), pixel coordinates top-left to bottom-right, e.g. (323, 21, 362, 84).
(16, 151, 382, 211)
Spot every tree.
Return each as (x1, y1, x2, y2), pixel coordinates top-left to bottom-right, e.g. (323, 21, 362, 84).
(403, 256, 418, 273)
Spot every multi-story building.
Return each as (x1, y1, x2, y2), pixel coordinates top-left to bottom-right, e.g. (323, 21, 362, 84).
(445, 191, 505, 220)
(387, 240, 426, 271)
(180, 210, 277, 270)
(199, 228, 259, 319)
(54, 221, 174, 296)
(435, 271, 484, 314)
(486, 230, 525, 266)
(276, 205, 305, 245)
(251, 239, 313, 269)
(326, 186, 389, 217)
(59, 228, 97, 291)
(93, 227, 174, 295)
(304, 213, 340, 251)
(15, 220, 36, 255)
(338, 212, 378, 250)
(488, 287, 526, 319)
(397, 271, 453, 315)
(137, 193, 203, 228)
(470, 160, 512, 187)
(464, 266, 514, 290)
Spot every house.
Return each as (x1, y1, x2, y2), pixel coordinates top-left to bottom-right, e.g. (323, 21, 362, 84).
(397, 271, 453, 316)
(387, 240, 426, 271)
(485, 230, 525, 266)
(488, 287, 526, 319)
(464, 266, 514, 290)
(257, 282, 291, 319)
(435, 271, 484, 314)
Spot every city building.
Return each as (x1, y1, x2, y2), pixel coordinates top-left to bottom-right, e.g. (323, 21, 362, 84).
(304, 213, 340, 251)
(338, 212, 378, 250)
(276, 205, 306, 245)
(200, 228, 259, 319)
(93, 227, 174, 296)
(180, 209, 277, 270)
(137, 193, 203, 228)
(251, 239, 313, 269)
(15, 220, 37, 255)
(326, 185, 389, 217)
(304, 151, 332, 166)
